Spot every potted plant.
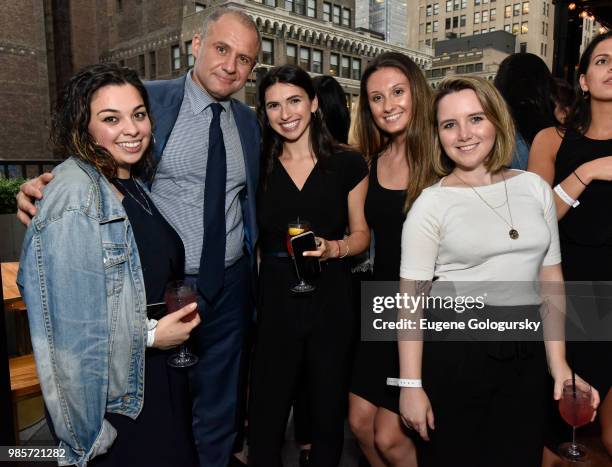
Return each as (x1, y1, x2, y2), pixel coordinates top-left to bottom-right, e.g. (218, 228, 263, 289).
(0, 178, 27, 261)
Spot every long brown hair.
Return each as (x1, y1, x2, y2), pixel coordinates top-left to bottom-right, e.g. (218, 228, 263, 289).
(355, 52, 437, 211)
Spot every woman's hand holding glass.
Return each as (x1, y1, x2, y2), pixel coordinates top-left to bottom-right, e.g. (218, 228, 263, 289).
(303, 237, 343, 261)
(550, 365, 599, 419)
(399, 386, 435, 441)
(153, 302, 201, 350)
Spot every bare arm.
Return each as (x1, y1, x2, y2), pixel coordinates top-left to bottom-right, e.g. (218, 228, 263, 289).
(16, 172, 54, 225)
(539, 264, 600, 415)
(529, 127, 612, 220)
(397, 278, 435, 441)
(304, 175, 370, 260)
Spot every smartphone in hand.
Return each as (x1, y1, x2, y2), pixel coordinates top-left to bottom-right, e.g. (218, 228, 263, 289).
(291, 231, 321, 281)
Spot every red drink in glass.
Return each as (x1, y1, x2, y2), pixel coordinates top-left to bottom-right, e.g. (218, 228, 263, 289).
(165, 284, 198, 322)
(559, 394, 594, 428)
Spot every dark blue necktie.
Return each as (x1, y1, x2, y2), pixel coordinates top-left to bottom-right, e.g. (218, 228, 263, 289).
(198, 103, 226, 301)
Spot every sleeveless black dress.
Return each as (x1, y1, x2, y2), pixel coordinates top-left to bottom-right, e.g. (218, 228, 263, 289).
(351, 157, 407, 413)
(90, 178, 197, 467)
(553, 130, 612, 396)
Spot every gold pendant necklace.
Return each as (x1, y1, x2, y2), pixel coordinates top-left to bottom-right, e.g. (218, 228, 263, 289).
(453, 171, 519, 240)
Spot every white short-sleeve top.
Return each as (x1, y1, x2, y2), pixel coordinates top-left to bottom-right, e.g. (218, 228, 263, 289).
(400, 171, 561, 305)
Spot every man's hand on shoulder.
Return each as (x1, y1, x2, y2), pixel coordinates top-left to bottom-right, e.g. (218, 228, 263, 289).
(16, 172, 54, 226)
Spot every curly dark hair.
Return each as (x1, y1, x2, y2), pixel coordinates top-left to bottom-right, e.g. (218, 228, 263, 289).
(257, 65, 339, 188)
(563, 31, 612, 135)
(50, 63, 154, 180)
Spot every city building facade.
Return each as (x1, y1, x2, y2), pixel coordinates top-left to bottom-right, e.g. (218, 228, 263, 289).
(426, 30, 515, 86)
(100, 0, 431, 110)
(408, 0, 555, 68)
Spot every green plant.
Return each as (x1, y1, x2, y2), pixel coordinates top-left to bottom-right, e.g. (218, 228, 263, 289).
(0, 178, 26, 214)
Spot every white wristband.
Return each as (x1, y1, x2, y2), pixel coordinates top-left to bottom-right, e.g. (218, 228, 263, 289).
(386, 377, 423, 388)
(554, 184, 580, 208)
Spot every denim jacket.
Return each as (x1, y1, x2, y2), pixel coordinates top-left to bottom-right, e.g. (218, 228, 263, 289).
(17, 157, 148, 466)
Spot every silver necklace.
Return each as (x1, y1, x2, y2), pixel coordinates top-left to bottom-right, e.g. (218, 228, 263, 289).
(453, 171, 519, 240)
(115, 177, 153, 216)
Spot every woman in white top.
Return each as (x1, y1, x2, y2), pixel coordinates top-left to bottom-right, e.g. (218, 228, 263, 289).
(398, 76, 599, 467)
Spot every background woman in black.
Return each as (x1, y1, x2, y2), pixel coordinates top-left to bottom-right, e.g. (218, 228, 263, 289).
(248, 65, 369, 467)
(529, 31, 612, 460)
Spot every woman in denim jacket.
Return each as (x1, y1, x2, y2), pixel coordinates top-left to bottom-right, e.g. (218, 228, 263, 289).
(18, 64, 200, 467)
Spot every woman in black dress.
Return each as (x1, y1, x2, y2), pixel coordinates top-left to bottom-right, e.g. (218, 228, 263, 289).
(348, 52, 437, 467)
(248, 65, 369, 467)
(529, 31, 612, 460)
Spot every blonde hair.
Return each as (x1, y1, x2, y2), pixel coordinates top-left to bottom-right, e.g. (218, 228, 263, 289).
(432, 76, 515, 176)
(354, 52, 437, 211)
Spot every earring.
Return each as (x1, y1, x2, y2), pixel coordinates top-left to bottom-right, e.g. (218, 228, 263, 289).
(582, 89, 590, 100)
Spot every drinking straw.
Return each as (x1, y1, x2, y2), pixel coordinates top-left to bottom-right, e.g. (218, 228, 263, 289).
(572, 371, 576, 399)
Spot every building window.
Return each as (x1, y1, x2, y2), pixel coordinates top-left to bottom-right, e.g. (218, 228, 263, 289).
(171, 45, 180, 71)
(312, 49, 322, 73)
(342, 8, 350, 26)
(460, 14, 466, 26)
(520, 42, 527, 53)
(195, 2, 206, 12)
(445, 17, 451, 29)
(504, 23, 511, 32)
(505, 5, 511, 17)
(434, 3, 440, 14)
(186, 41, 195, 67)
(342, 56, 350, 78)
(351, 57, 361, 80)
(245, 80, 256, 108)
(307, 0, 316, 17)
(512, 22, 519, 34)
(425, 38, 431, 46)
(265, 0, 276, 5)
(482, 10, 488, 22)
(287, 44, 297, 65)
(426, 22, 432, 33)
(148, 51, 156, 78)
(521, 21, 528, 33)
(475, 62, 483, 71)
(333, 5, 341, 23)
(433, 20, 439, 31)
(453, 15, 458, 27)
(513, 3, 520, 16)
(262, 38, 274, 65)
(119, 59, 125, 67)
(294, 0, 306, 15)
(446, 0, 452, 12)
(474, 0, 480, 5)
(473, 29, 480, 35)
(544, 22, 548, 35)
(323, 1, 331, 20)
(286, 0, 293, 11)
(300, 47, 311, 69)
(544, 43, 547, 56)
(474, 11, 480, 23)
(330, 53, 339, 75)
(522, 1, 529, 14)
(489, 26, 495, 31)
(138, 54, 145, 76)
(461, 0, 467, 8)
(426, 4, 432, 16)
(453, 0, 459, 10)
(116, 0, 122, 12)
(490, 8, 496, 20)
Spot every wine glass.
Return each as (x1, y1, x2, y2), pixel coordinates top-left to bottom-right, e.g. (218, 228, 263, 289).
(558, 378, 595, 462)
(164, 281, 199, 368)
(287, 220, 316, 294)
